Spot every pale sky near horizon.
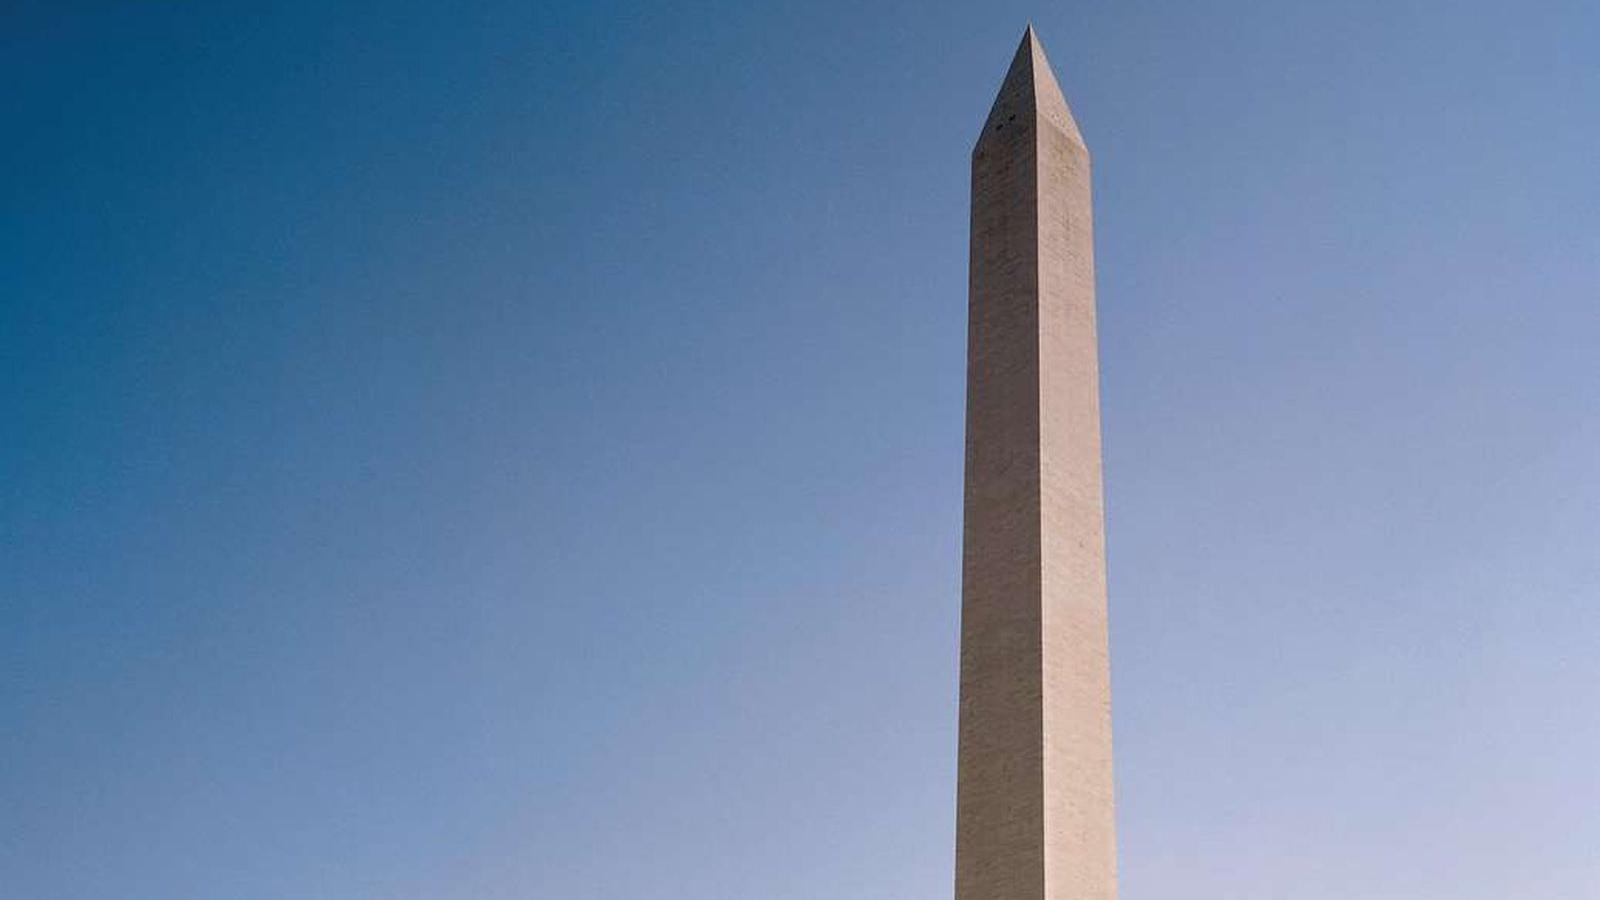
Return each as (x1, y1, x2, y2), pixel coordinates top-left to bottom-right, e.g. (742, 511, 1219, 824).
(4, 2, 1599, 897)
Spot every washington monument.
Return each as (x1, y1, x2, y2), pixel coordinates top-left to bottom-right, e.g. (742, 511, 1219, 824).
(955, 26, 1116, 900)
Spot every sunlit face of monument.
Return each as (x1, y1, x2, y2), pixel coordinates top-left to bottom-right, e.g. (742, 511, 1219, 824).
(955, 27, 1116, 900)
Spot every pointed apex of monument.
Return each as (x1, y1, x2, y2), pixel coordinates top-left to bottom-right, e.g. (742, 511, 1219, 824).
(978, 25, 1085, 150)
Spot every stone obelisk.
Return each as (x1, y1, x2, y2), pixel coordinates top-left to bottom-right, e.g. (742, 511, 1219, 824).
(955, 26, 1115, 900)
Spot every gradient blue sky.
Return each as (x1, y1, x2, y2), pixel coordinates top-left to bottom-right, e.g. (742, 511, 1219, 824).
(5, 1, 1599, 897)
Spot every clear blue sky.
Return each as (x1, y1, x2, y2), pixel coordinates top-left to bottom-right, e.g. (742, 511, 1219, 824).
(4, 1, 1598, 897)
